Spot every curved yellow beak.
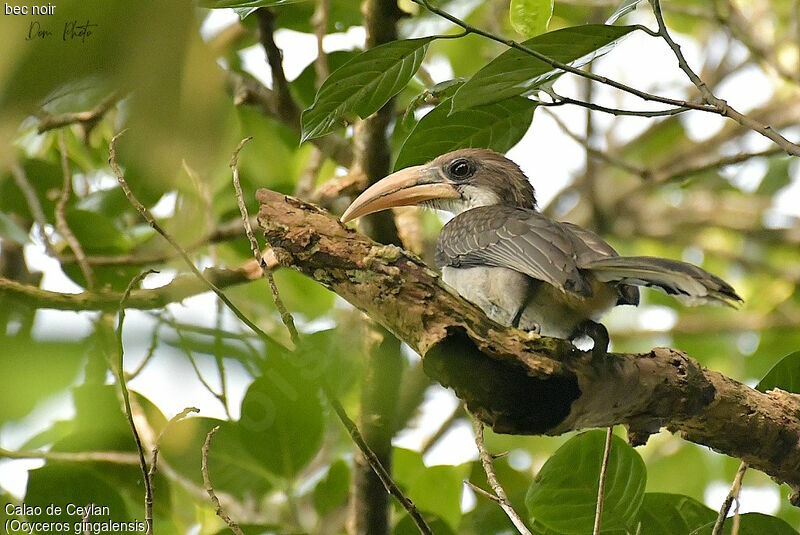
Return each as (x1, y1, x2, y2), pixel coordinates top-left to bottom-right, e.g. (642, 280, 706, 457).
(340, 165, 459, 223)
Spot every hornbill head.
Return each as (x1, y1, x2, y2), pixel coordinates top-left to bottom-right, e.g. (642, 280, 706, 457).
(340, 149, 537, 222)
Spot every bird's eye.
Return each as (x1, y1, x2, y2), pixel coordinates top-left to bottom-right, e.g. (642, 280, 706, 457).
(447, 159, 474, 180)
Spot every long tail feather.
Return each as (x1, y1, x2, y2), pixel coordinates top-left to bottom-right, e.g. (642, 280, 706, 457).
(585, 256, 742, 307)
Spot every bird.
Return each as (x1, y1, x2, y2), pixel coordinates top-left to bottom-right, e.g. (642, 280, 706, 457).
(340, 148, 742, 352)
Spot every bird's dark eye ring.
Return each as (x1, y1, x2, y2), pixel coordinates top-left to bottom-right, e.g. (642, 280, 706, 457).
(448, 159, 474, 180)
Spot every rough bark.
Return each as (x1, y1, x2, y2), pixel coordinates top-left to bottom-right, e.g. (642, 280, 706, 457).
(257, 188, 800, 496)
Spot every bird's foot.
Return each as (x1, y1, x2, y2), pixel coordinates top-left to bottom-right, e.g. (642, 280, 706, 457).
(569, 320, 609, 358)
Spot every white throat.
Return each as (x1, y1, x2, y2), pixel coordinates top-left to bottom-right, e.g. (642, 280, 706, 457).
(430, 185, 502, 215)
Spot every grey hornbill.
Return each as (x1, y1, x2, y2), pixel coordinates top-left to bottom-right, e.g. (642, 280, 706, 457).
(340, 148, 741, 352)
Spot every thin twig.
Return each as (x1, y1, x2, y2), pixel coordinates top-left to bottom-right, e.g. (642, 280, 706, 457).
(465, 480, 503, 503)
(9, 162, 57, 256)
(227, 70, 353, 167)
(648, 147, 786, 185)
(59, 217, 253, 267)
(712, 461, 748, 535)
(126, 319, 162, 381)
(0, 268, 253, 313)
(149, 407, 200, 482)
(414, 0, 800, 155)
(412, 0, 716, 113)
(81, 513, 91, 535)
(169, 314, 230, 413)
(202, 426, 245, 535)
(56, 132, 96, 289)
(312, 0, 331, 82)
(713, 0, 799, 85)
(0, 447, 139, 464)
(186, 160, 233, 418)
(539, 93, 692, 118)
(541, 107, 649, 178)
(230, 137, 300, 347)
(471, 413, 533, 535)
(295, 147, 325, 198)
(108, 131, 276, 345)
(420, 405, 464, 455)
(649, 0, 800, 156)
(325, 385, 433, 535)
(37, 92, 119, 135)
(116, 271, 156, 535)
(255, 9, 301, 125)
(593, 427, 614, 535)
(731, 493, 742, 535)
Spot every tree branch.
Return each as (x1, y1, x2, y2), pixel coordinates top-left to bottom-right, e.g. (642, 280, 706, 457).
(257, 188, 800, 494)
(110, 132, 277, 345)
(0, 268, 253, 312)
(202, 426, 245, 535)
(37, 92, 119, 135)
(650, 0, 800, 156)
(412, 0, 800, 156)
(116, 272, 155, 535)
(0, 447, 139, 464)
(255, 9, 301, 126)
(713, 461, 748, 535)
(471, 414, 533, 535)
(593, 427, 614, 535)
(56, 132, 96, 289)
(411, 0, 716, 114)
(227, 71, 353, 167)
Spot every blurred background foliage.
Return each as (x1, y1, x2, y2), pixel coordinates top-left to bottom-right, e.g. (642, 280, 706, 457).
(0, 0, 799, 533)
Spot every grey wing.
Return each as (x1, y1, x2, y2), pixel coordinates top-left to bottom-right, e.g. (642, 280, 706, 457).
(560, 222, 619, 264)
(435, 206, 593, 297)
(561, 221, 640, 306)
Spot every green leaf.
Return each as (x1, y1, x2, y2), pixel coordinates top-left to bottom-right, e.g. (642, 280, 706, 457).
(25, 464, 131, 527)
(273, 268, 336, 319)
(232, 7, 259, 19)
(64, 209, 133, 254)
(394, 514, 457, 535)
(260, 0, 361, 34)
(0, 212, 29, 244)
(525, 430, 646, 534)
(510, 0, 554, 37)
(313, 459, 351, 516)
(408, 464, 468, 530)
(693, 513, 799, 535)
(0, 335, 85, 422)
(160, 417, 278, 500)
(75, 187, 135, 219)
(607, 0, 645, 24)
(734, 514, 799, 535)
(301, 38, 433, 141)
(239, 361, 325, 477)
(0, 159, 63, 223)
(636, 493, 716, 534)
(451, 25, 637, 111)
(291, 50, 360, 109)
(394, 97, 536, 170)
(756, 157, 792, 195)
(756, 350, 800, 394)
(392, 448, 469, 531)
(1, 492, 29, 535)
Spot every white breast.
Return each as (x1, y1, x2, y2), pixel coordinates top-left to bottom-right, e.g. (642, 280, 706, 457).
(441, 266, 618, 338)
